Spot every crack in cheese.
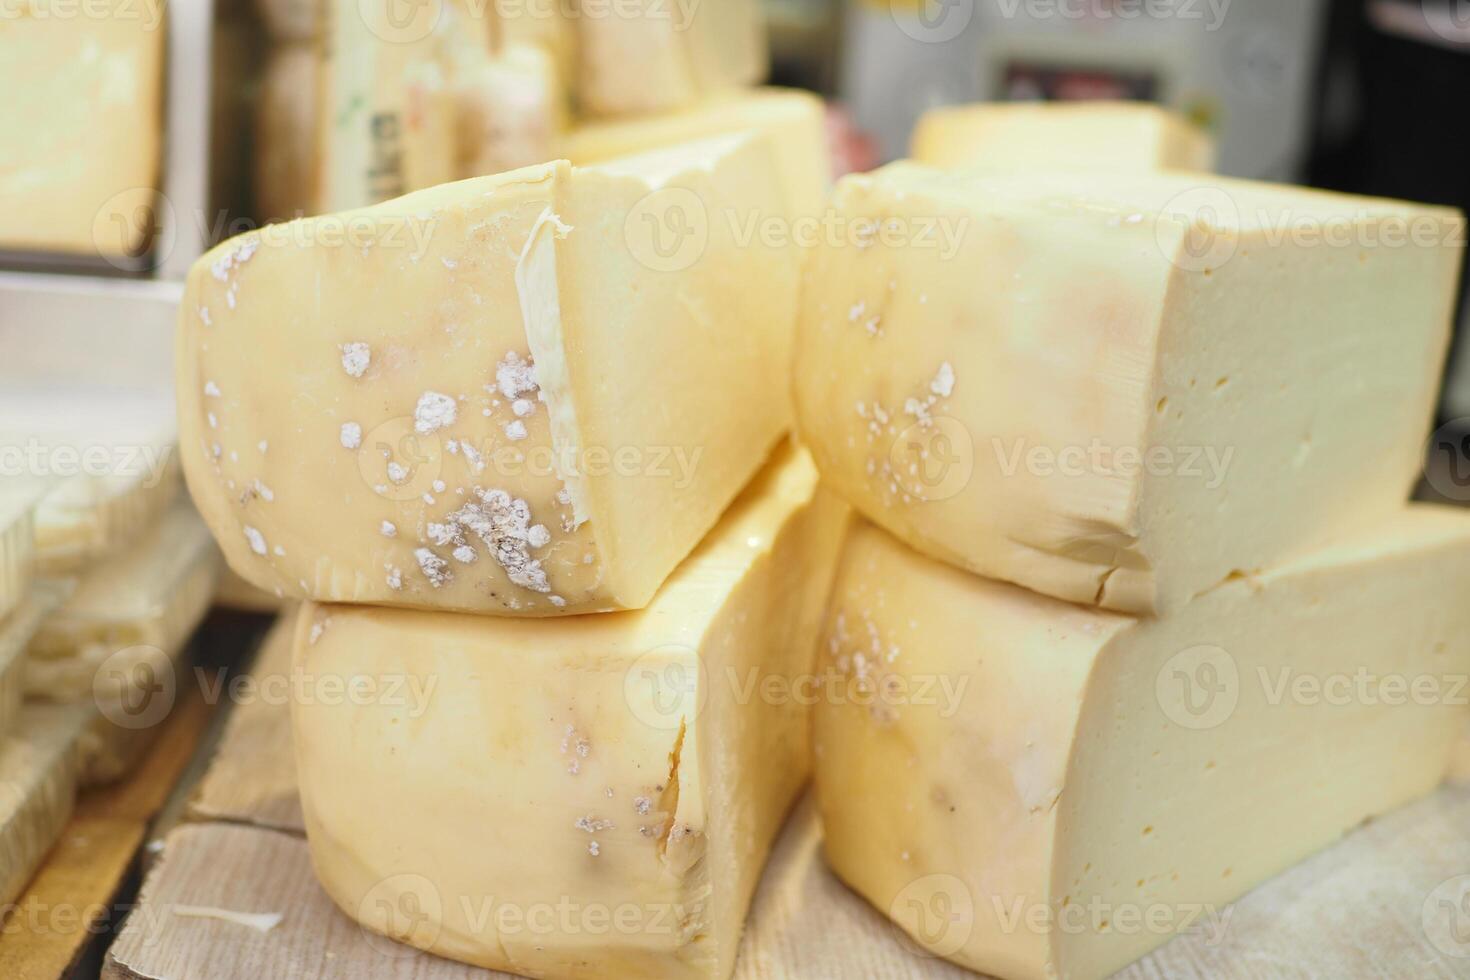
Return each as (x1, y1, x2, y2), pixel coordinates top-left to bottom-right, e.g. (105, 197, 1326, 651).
(293, 443, 849, 978)
(912, 101, 1215, 173)
(794, 165, 1465, 613)
(815, 512, 1470, 980)
(180, 132, 797, 616)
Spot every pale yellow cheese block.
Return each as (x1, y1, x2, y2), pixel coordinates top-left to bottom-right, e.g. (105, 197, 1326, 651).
(0, 384, 180, 575)
(0, 1, 165, 257)
(0, 482, 45, 625)
(180, 132, 797, 617)
(0, 702, 91, 905)
(912, 100, 1215, 173)
(314, 0, 458, 212)
(564, 88, 830, 218)
(452, 42, 564, 180)
(255, 44, 319, 223)
(795, 165, 1464, 614)
(294, 442, 849, 978)
(815, 511, 1470, 980)
(490, 0, 576, 89)
(27, 501, 221, 702)
(575, 0, 765, 117)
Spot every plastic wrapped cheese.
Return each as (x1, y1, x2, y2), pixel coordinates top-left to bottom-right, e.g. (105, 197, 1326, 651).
(181, 133, 797, 616)
(294, 442, 849, 977)
(815, 511, 1470, 980)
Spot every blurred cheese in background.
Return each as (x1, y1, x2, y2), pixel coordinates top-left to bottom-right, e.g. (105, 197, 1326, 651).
(254, 46, 319, 223)
(448, 41, 564, 183)
(0, 0, 166, 259)
(564, 88, 830, 215)
(214, 567, 285, 614)
(0, 483, 45, 625)
(0, 703, 92, 905)
(0, 583, 70, 735)
(180, 134, 797, 617)
(912, 100, 1215, 172)
(576, 0, 766, 116)
(256, 0, 318, 41)
(816, 510, 1470, 980)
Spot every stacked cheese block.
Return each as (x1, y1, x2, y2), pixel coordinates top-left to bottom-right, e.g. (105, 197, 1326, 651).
(180, 106, 842, 975)
(257, 0, 771, 221)
(797, 103, 1470, 980)
(0, 0, 165, 259)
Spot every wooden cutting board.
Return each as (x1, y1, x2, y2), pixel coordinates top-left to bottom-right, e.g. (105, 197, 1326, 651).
(100, 617, 1470, 980)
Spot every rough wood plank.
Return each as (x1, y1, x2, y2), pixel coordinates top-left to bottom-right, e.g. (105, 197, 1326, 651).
(185, 615, 303, 835)
(103, 784, 1470, 980)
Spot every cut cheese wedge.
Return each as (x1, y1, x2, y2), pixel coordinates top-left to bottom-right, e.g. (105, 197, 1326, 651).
(795, 165, 1465, 614)
(0, 482, 45, 625)
(912, 100, 1215, 173)
(0, 384, 180, 575)
(293, 442, 848, 978)
(575, 0, 765, 117)
(564, 88, 830, 218)
(0, 1, 166, 258)
(815, 512, 1470, 980)
(0, 703, 90, 906)
(27, 502, 220, 702)
(180, 132, 797, 616)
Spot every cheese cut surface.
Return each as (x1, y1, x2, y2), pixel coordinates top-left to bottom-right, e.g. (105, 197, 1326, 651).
(815, 512, 1470, 980)
(27, 502, 221, 701)
(575, 0, 765, 117)
(0, 384, 180, 574)
(293, 443, 849, 978)
(0, 703, 89, 905)
(180, 133, 796, 617)
(565, 88, 830, 218)
(911, 100, 1215, 173)
(0, 1, 165, 257)
(795, 165, 1465, 613)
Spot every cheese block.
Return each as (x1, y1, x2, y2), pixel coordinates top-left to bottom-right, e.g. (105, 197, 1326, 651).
(315, 0, 458, 212)
(27, 502, 221, 701)
(257, 0, 320, 41)
(795, 165, 1464, 614)
(294, 442, 848, 977)
(255, 45, 319, 222)
(564, 88, 830, 217)
(0, 1, 165, 258)
(453, 42, 563, 180)
(490, 0, 576, 89)
(575, 0, 765, 117)
(0, 384, 180, 575)
(814, 512, 1470, 980)
(0, 482, 45, 625)
(912, 101, 1215, 173)
(180, 132, 796, 616)
(0, 703, 89, 905)
(0, 583, 70, 735)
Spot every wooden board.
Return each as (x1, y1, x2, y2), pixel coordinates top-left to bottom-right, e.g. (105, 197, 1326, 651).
(103, 624, 1470, 980)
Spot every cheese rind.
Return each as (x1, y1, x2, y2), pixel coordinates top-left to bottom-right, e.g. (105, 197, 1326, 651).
(0, 703, 89, 906)
(575, 0, 765, 117)
(293, 443, 849, 978)
(912, 101, 1215, 173)
(815, 512, 1470, 980)
(564, 88, 830, 218)
(180, 133, 797, 616)
(794, 165, 1465, 613)
(0, 1, 165, 257)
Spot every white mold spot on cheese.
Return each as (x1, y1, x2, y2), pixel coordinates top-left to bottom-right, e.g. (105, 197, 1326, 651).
(414, 391, 457, 435)
(199, 306, 212, 327)
(387, 462, 408, 484)
(380, 521, 397, 538)
(340, 422, 362, 450)
(386, 566, 403, 590)
(340, 342, 371, 378)
(258, 440, 268, 454)
(452, 545, 478, 564)
(203, 381, 221, 398)
(207, 413, 218, 430)
(432, 480, 446, 493)
(252, 479, 275, 502)
(211, 236, 259, 282)
(495, 351, 539, 400)
(449, 488, 551, 593)
(415, 548, 452, 588)
(504, 420, 527, 442)
(931, 362, 956, 398)
(512, 398, 534, 417)
(549, 595, 566, 607)
(527, 524, 551, 548)
(243, 526, 267, 556)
